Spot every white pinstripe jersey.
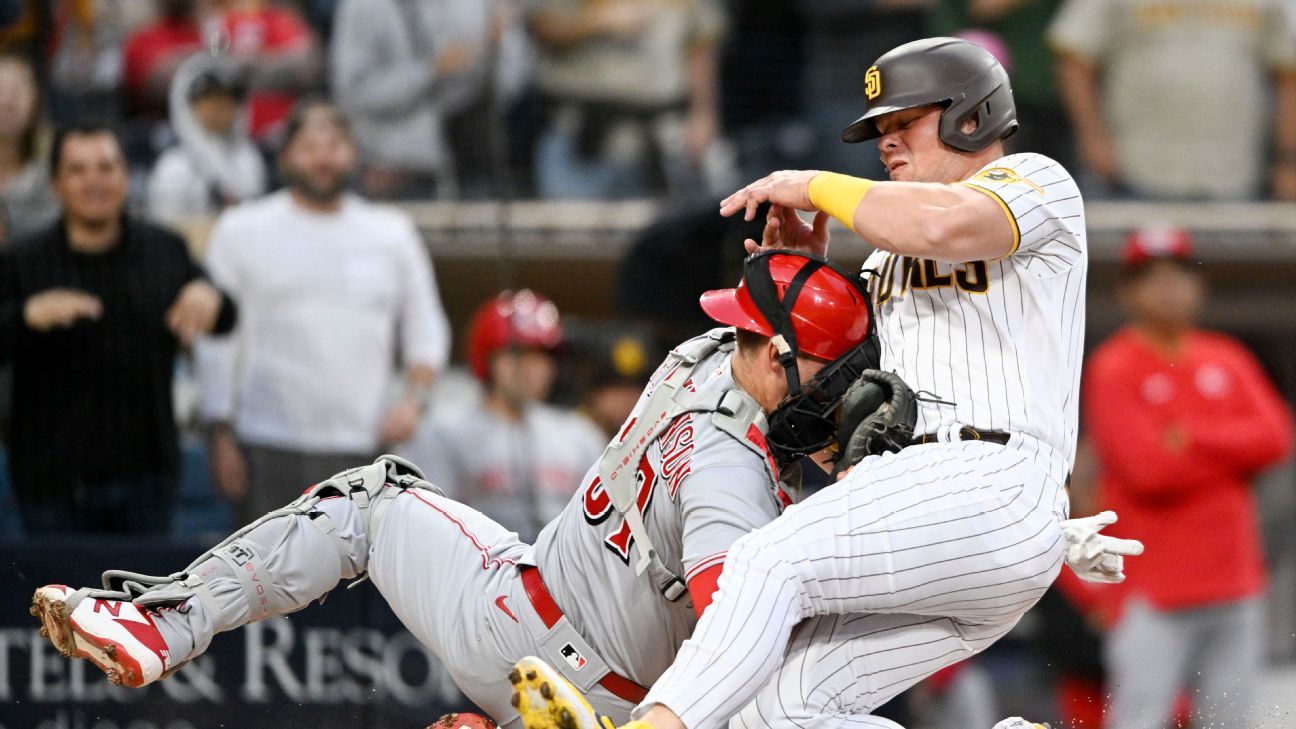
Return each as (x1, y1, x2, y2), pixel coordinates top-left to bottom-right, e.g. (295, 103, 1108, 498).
(862, 153, 1087, 481)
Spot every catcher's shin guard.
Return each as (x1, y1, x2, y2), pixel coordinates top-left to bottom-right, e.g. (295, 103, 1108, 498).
(49, 456, 441, 660)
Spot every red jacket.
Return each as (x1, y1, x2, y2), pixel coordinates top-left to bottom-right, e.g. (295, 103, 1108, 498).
(1085, 328, 1293, 611)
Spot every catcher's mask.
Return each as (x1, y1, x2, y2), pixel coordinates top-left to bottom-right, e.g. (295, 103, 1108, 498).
(766, 339, 878, 463)
(700, 250, 876, 463)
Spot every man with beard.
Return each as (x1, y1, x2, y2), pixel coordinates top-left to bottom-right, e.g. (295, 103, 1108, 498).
(195, 99, 451, 524)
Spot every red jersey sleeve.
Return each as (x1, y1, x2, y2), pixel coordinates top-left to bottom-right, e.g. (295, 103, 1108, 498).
(1185, 339, 1294, 474)
(687, 562, 724, 617)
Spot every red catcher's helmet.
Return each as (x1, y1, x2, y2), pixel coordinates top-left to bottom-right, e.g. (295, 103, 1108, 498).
(699, 251, 872, 362)
(467, 290, 564, 381)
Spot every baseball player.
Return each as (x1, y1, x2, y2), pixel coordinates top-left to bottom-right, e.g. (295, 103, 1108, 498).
(509, 37, 1143, 729)
(403, 290, 607, 542)
(28, 251, 879, 726)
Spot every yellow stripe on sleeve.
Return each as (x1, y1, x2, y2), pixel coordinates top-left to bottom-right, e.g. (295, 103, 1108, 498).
(961, 181, 1021, 257)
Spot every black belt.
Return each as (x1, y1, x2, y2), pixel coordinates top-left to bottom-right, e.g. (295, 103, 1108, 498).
(911, 427, 1011, 447)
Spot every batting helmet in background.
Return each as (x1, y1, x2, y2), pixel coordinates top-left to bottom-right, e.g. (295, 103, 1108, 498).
(467, 290, 565, 381)
(841, 36, 1018, 152)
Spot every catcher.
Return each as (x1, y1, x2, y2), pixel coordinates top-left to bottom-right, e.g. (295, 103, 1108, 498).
(31, 250, 885, 725)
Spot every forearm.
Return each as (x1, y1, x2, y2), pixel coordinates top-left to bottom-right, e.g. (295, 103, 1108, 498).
(1272, 72, 1296, 165)
(1054, 54, 1111, 153)
(687, 41, 719, 118)
(810, 173, 1014, 262)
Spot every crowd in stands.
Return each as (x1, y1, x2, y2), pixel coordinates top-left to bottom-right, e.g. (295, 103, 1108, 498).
(0, 0, 1291, 224)
(0, 2, 1294, 728)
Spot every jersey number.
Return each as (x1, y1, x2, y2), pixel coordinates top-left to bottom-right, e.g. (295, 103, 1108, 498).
(581, 457, 659, 564)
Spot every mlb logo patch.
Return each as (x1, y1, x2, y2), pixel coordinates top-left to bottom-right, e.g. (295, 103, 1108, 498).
(560, 643, 587, 671)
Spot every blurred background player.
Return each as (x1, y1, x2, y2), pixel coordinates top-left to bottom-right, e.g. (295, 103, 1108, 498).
(1085, 226, 1295, 729)
(147, 54, 267, 227)
(403, 289, 604, 541)
(195, 100, 450, 526)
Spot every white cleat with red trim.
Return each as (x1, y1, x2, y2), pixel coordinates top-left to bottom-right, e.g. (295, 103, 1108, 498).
(30, 584, 173, 688)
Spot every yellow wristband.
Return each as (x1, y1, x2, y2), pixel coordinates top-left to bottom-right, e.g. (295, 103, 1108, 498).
(807, 172, 874, 234)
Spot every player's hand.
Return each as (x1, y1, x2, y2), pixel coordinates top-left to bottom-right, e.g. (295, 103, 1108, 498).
(166, 279, 223, 346)
(1163, 422, 1189, 453)
(23, 288, 103, 331)
(1060, 510, 1144, 584)
(720, 170, 822, 222)
(744, 204, 832, 258)
(209, 427, 247, 504)
(379, 398, 423, 446)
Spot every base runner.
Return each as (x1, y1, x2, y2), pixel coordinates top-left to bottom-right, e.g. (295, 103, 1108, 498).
(508, 37, 1142, 729)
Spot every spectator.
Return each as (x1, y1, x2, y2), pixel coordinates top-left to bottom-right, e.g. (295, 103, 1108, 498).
(147, 54, 267, 227)
(46, 1, 148, 124)
(195, 99, 451, 525)
(122, 0, 205, 120)
(526, 0, 727, 199)
(0, 53, 57, 244)
(1084, 227, 1295, 729)
(206, 0, 320, 143)
(402, 290, 604, 541)
(0, 122, 237, 534)
(718, 0, 808, 183)
(1050, 0, 1296, 200)
(330, 0, 503, 200)
(798, 0, 929, 179)
(929, 0, 1072, 168)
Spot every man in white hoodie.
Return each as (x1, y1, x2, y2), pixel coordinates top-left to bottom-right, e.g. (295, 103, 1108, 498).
(147, 55, 267, 227)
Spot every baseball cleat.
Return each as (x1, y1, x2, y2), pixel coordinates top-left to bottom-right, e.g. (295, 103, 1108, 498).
(31, 585, 172, 688)
(509, 656, 612, 729)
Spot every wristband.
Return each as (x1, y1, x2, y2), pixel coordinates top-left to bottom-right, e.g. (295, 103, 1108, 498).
(807, 172, 875, 233)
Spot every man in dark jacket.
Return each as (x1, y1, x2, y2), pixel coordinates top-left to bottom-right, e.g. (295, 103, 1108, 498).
(0, 122, 237, 534)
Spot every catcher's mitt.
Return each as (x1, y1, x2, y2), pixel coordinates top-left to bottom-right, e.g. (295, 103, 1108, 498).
(832, 370, 917, 476)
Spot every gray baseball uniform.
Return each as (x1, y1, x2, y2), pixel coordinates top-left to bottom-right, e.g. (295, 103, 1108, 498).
(143, 333, 789, 727)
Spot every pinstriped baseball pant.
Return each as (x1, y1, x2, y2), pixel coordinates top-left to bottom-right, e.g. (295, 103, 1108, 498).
(648, 441, 1069, 729)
